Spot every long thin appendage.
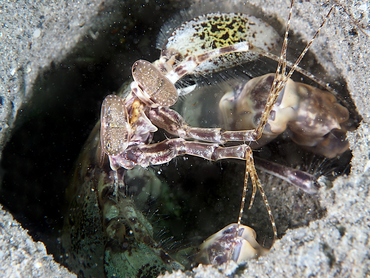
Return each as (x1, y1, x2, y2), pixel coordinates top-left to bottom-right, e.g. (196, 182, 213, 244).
(254, 157, 320, 194)
(237, 0, 295, 240)
(275, 0, 294, 79)
(237, 0, 297, 240)
(250, 0, 294, 141)
(285, 6, 334, 81)
(237, 148, 251, 226)
(165, 42, 253, 84)
(237, 148, 278, 239)
(254, 2, 334, 141)
(237, 2, 334, 240)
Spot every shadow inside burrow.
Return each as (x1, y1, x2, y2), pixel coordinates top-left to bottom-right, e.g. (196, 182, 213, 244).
(0, 0, 185, 263)
(0, 0, 361, 274)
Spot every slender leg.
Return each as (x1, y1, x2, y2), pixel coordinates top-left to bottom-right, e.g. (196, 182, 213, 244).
(115, 138, 248, 168)
(254, 157, 320, 194)
(149, 107, 257, 143)
(111, 138, 278, 238)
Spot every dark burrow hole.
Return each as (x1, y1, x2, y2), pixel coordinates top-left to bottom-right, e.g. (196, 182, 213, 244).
(0, 1, 360, 277)
(0, 0, 185, 264)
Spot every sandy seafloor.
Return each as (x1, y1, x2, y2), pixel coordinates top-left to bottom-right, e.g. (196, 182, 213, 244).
(0, 0, 369, 277)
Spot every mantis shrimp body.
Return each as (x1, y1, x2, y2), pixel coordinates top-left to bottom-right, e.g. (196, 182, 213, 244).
(62, 1, 358, 276)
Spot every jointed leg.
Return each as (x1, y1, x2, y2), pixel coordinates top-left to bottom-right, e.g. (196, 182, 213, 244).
(149, 107, 258, 143)
(115, 139, 249, 168)
(111, 138, 278, 238)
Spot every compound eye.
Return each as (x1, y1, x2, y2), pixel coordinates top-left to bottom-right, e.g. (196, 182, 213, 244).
(100, 95, 130, 156)
(132, 60, 178, 107)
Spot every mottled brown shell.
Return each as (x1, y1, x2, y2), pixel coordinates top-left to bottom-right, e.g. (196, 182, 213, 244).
(132, 60, 178, 107)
